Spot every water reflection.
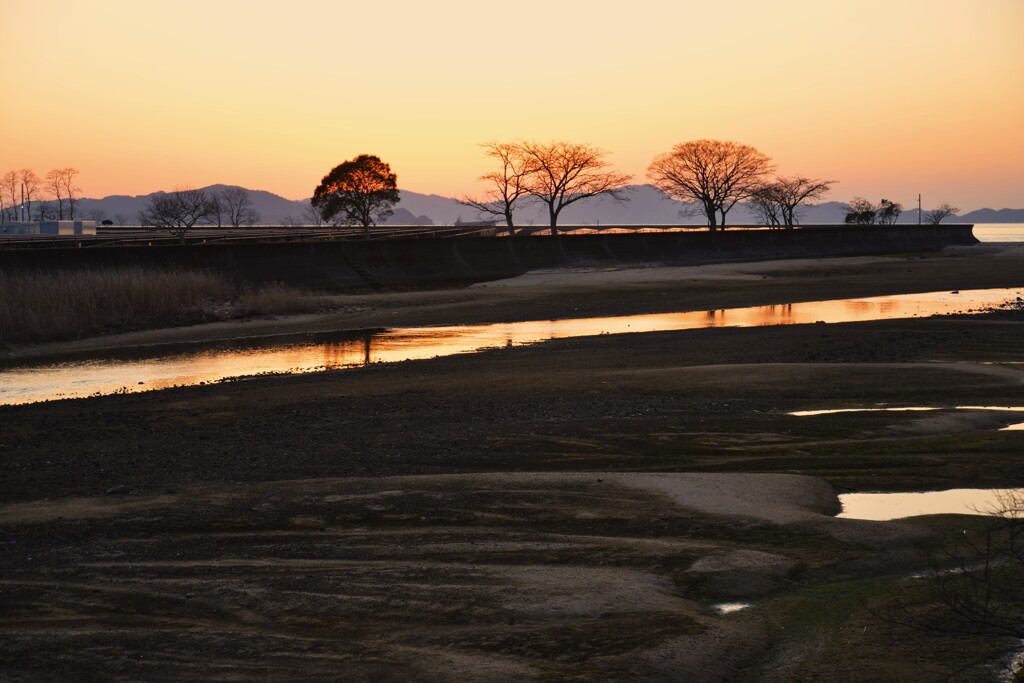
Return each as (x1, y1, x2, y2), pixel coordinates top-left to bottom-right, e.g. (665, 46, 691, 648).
(791, 406, 1024, 417)
(1, 287, 1020, 406)
(839, 488, 1023, 521)
(713, 602, 752, 615)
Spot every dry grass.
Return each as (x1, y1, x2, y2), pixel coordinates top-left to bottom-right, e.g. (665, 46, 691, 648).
(0, 267, 319, 346)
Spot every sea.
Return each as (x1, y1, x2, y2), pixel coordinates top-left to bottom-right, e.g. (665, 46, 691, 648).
(972, 223, 1024, 243)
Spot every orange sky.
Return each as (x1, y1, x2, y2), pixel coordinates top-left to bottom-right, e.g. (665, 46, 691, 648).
(2, 0, 1022, 210)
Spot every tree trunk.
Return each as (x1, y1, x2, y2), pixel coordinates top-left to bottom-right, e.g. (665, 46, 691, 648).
(505, 211, 515, 237)
(549, 205, 558, 237)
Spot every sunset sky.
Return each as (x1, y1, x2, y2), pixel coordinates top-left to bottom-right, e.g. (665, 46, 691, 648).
(2, 0, 1022, 210)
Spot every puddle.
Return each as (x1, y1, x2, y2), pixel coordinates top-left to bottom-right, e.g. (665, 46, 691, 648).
(713, 602, 752, 615)
(790, 407, 940, 416)
(838, 488, 1023, 521)
(1, 287, 1020, 406)
(1001, 423, 1024, 431)
(791, 406, 1024, 417)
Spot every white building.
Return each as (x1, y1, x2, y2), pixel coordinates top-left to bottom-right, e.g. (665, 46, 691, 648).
(0, 220, 96, 236)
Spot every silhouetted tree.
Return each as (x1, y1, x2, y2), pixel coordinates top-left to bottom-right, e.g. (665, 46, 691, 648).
(45, 169, 66, 219)
(33, 200, 57, 221)
(844, 197, 878, 224)
(139, 187, 221, 241)
(750, 184, 785, 227)
(926, 203, 959, 225)
(516, 140, 631, 235)
(207, 194, 224, 227)
(753, 176, 835, 229)
(311, 155, 399, 238)
(301, 201, 325, 227)
(0, 170, 19, 222)
(84, 208, 108, 223)
(460, 141, 537, 236)
(647, 139, 774, 230)
(883, 490, 1023, 678)
(18, 169, 41, 222)
(877, 198, 902, 225)
(43, 167, 80, 220)
(219, 187, 260, 227)
(59, 168, 80, 219)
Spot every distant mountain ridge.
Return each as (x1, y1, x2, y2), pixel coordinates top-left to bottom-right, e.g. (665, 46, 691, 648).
(74, 184, 1024, 226)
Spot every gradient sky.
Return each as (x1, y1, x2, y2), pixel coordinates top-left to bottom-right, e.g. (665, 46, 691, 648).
(2, 0, 1022, 210)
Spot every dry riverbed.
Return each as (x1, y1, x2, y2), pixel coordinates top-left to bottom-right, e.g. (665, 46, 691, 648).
(2, 246, 1023, 681)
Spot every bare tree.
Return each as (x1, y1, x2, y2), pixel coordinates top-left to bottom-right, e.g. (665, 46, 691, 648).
(46, 169, 66, 219)
(883, 490, 1024, 678)
(301, 201, 325, 227)
(44, 168, 82, 220)
(1, 170, 19, 222)
(18, 169, 41, 222)
(647, 139, 774, 230)
(58, 168, 81, 219)
(926, 202, 959, 225)
(138, 187, 221, 242)
(84, 208, 108, 223)
(33, 201, 58, 221)
(749, 184, 785, 228)
(219, 187, 260, 227)
(515, 140, 631, 235)
(753, 175, 835, 229)
(113, 213, 128, 227)
(460, 141, 537, 236)
(207, 193, 224, 227)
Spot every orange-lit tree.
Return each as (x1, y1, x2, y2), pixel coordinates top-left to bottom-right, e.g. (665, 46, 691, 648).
(311, 155, 399, 238)
(459, 142, 537, 236)
(647, 140, 773, 230)
(518, 141, 632, 236)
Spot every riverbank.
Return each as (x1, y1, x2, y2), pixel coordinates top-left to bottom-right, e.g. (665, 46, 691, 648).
(5, 244, 1021, 361)
(2, 245, 1023, 681)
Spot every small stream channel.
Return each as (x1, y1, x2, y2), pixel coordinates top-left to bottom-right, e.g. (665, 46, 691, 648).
(1, 287, 1020, 406)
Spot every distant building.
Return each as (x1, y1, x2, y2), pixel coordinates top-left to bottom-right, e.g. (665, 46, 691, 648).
(0, 220, 96, 236)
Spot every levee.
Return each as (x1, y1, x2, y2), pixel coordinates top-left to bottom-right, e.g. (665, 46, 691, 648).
(0, 225, 978, 291)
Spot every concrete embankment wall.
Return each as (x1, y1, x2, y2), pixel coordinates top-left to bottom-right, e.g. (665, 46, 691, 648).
(0, 225, 977, 291)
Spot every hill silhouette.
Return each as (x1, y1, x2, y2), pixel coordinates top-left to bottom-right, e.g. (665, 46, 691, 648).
(72, 184, 1021, 226)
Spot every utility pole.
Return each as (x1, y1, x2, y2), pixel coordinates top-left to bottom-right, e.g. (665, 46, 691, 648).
(918, 193, 922, 225)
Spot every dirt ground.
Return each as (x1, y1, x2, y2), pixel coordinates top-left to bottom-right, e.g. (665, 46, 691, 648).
(2, 245, 1023, 681)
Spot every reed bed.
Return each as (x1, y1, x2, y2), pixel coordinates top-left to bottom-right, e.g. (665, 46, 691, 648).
(0, 267, 319, 346)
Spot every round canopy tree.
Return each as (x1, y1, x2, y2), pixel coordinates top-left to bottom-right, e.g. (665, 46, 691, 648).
(311, 155, 399, 237)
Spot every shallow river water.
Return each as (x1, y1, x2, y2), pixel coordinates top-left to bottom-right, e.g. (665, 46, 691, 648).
(839, 488, 1023, 521)
(1, 286, 1020, 406)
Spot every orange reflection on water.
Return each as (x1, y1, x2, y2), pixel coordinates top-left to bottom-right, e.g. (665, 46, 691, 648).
(839, 489, 1024, 521)
(1, 287, 1020, 406)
